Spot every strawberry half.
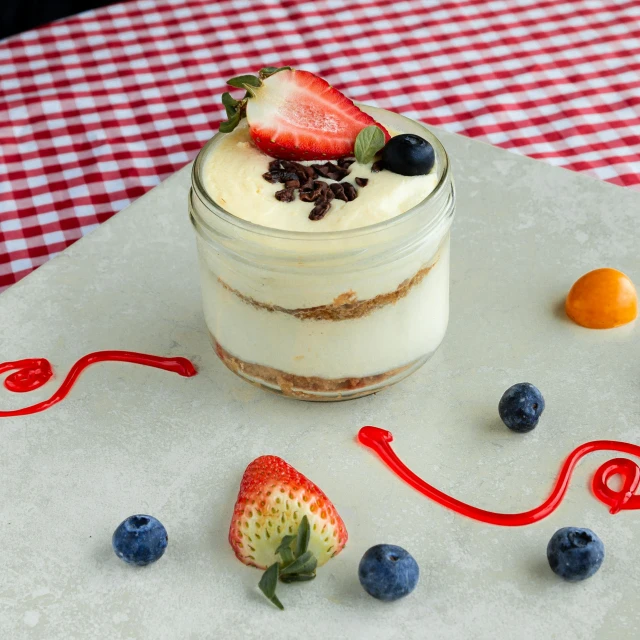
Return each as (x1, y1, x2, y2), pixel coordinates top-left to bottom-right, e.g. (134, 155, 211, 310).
(229, 455, 348, 570)
(220, 67, 390, 160)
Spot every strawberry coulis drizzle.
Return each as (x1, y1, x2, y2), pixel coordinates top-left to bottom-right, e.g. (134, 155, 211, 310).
(358, 426, 640, 525)
(0, 351, 197, 417)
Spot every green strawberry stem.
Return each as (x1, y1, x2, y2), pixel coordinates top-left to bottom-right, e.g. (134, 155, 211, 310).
(257, 515, 318, 611)
(279, 573, 316, 584)
(219, 67, 290, 132)
(258, 563, 284, 610)
(280, 551, 317, 576)
(295, 514, 310, 558)
(275, 534, 296, 567)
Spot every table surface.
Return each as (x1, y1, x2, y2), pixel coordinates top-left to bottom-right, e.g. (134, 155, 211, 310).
(2, 0, 640, 293)
(1, 123, 639, 639)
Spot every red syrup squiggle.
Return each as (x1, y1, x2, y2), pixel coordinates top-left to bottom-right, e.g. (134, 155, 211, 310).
(358, 426, 640, 526)
(0, 351, 197, 417)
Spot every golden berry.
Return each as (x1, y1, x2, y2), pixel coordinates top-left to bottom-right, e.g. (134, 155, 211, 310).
(566, 268, 637, 329)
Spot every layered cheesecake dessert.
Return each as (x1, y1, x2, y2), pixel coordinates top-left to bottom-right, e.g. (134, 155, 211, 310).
(189, 67, 455, 400)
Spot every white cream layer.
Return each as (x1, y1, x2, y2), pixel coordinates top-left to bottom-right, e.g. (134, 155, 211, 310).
(200, 238, 450, 379)
(202, 121, 438, 232)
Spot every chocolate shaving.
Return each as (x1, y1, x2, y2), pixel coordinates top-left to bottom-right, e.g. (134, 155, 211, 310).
(284, 179, 300, 189)
(371, 160, 384, 173)
(355, 177, 368, 187)
(268, 159, 282, 172)
(275, 188, 296, 202)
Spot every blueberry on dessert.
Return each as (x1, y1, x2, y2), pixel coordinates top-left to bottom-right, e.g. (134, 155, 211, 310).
(381, 134, 436, 176)
(358, 544, 419, 601)
(498, 382, 545, 433)
(112, 515, 168, 566)
(547, 527, 604, 581)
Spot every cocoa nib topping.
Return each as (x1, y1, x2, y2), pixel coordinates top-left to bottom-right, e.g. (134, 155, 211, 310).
(262, 170, 298, 183)
(309, 200, 331, 221)
(299, 180, 325, 202)
(330, 182, 347, 201)
(311, 161, 349, 181)
(330, 182, 357, 202)
(261, 157, 369, 221)
(337, 157, 356, 169)
(275, 188, 296, 202)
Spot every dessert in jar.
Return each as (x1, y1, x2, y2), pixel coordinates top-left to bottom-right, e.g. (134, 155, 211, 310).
(189, 67, 455, 400)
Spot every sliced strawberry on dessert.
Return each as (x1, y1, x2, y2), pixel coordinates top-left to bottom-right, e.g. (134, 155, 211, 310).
(229, 454, 348, 570)
(220, 66, 390, 160)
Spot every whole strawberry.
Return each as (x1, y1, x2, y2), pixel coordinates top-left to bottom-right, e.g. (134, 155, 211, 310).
(229, 455, 348, 609)
(220, 66, 390, 160)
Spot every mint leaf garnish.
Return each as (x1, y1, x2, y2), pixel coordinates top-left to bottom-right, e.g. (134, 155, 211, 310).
(354, 125, 386, 164)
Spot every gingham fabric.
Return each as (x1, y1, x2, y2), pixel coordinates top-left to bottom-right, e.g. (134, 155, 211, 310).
(1, 0, 639, 292)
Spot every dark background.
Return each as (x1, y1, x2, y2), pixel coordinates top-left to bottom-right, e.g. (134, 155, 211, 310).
(1, 0, 121, 40)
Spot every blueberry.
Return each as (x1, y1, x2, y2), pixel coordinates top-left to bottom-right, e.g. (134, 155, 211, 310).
(381, 134, 435, 176)
(112, 515, 168, 566)
(547, 527, 604, 581)
(358, 544, 419, 601)
(498, 382, 545, 433)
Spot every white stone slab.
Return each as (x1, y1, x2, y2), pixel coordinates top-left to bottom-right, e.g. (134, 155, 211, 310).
(1, 129, 639, 640)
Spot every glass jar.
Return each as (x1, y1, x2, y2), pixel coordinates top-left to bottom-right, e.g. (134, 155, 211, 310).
(188, 107, 455, 401)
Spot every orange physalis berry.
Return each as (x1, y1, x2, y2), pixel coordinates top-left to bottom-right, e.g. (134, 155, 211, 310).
(565, 268, 637, 329)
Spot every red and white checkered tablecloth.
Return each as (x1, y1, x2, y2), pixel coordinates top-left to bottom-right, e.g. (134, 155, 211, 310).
(1, 0, 639, 292)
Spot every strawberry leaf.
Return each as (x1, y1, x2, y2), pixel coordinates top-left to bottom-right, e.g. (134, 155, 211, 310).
(259, 563, 284, 610)
(227, 74, 262, 89)
(280, 573, 317, 583)
(259, 66, 291, 79)
(275, 534, 296, 555)
(280, 551, 317, 576)
(294, 516, 310, 558)
(221, 92, 239, 118)
(275, 534, 296, 567)
(354, 125, 386, 164)
(219, 111, 241, 133)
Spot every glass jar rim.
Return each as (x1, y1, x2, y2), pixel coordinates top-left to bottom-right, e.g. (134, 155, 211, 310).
(190, 105, 452, 242)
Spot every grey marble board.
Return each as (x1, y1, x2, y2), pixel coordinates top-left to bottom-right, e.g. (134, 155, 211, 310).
(1, 127, 639, 640)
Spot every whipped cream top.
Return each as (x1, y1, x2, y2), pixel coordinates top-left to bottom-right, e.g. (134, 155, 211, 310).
(202, 121, 438, 232)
